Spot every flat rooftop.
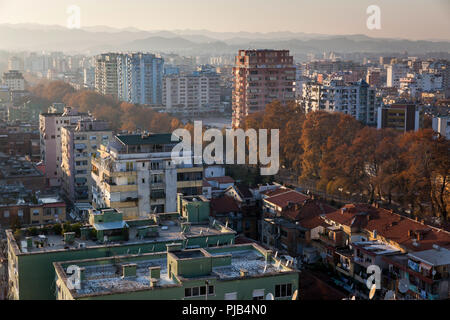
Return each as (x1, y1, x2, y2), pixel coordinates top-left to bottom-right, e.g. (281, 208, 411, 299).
(75, 257, 175, 296)
(408, 247, 450, 267)
(353, 240, 401, 256)
(0, 156, 43, 179)
(56, 244, 294, 297)
(15, 218, 235, 254)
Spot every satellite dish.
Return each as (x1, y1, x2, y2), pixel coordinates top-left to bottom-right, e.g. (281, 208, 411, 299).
(369, 284, 377, 300)
(384, 290, 395, 300)
(292, 290, 298, 300)
(398, 278, 409, 294)
(350, 296, 356, 300)
(265, 293, 274, 300)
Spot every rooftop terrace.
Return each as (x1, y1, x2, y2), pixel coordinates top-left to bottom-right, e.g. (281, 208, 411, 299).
(55, 244, 294, 298)
(13, 213, 235, 254)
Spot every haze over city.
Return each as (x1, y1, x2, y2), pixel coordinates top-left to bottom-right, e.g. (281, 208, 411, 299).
(0, 0, 450, 40)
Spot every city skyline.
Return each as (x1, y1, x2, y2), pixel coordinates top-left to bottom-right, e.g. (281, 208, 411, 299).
(0, 0, 450, 41)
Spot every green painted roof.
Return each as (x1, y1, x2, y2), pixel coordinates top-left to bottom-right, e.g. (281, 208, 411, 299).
(116, 133, 180, 146)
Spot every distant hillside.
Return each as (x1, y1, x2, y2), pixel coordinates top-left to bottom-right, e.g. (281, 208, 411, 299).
(0, 24, 449, 55)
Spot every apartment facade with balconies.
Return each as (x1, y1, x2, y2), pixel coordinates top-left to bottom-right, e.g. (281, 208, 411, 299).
(232, 49, 295, 128)
(91, 133, 203, 219)
(61, 119, 112, 203)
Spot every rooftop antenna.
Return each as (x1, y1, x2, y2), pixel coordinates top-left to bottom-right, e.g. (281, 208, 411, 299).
(265, 293, 274, 300)
(225, 220, 229, 228)
(369, 284, 377, 300)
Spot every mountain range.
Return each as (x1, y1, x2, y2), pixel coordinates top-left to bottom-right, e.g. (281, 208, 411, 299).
(1, 24, 449, 56)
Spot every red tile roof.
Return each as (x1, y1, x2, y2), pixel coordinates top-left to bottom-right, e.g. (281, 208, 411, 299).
(282, 200, 336, 229)
(261, 187, 289, 197)
(264, 190, 309, 209)
(205, 176, 235, 184)
(210, 196, 240, 214)
(325, 204, 450, 251)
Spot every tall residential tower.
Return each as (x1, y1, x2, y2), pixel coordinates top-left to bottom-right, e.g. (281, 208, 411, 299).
(232, 50, 295, 128)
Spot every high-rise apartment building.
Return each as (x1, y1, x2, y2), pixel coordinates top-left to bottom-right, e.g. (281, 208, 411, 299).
(61, 119, 113, 203)
(39, 106, 91, 187)
(94, 53, 119, 97)
(163, 70, 221, 114)
(302, 79, 381, 125)
(91, 133, 203, 219)
(117, 53, 164, 105)
(2, 70, 25, 91)
(232, 49, 295, 128)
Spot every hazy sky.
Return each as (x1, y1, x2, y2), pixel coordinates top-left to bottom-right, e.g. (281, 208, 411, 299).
(0, 0, 449, 40)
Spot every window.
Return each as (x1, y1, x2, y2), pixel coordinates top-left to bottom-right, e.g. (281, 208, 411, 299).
(275, 283, 292, 298)
(208, 285, 214, 295)
(225, 292, 237, 300)
(252, 289, 265, 300)
(18, 210, 23, 217)
(34, 209, 41, 216)
(4, 210, 9, 218)
(200, 286, 206, 296)
(184, 285, 214, 297)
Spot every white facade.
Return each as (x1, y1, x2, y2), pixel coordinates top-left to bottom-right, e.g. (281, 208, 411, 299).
(117, 53, 164, 105)
(386, 64, 409, 87)
(2, 70, 25, 91)
(302, 79, 381, 125)
(432, 116, 450, 139)
(163, 72, 222, 114)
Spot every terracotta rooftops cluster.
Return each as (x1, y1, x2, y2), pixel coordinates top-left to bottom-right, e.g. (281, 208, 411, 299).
(324, 203, 450, 251)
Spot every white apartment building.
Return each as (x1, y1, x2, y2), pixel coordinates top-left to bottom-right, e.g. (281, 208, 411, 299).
(61, 119, 113, 203)
(91, 133, 203, 219)
(2, 70, 25, 91)
(95, 53, 119, 97)
(302, 79, 381, 125)
(163, 71, 222, 115)
(39, 106, 91, 187)
(432, 116, 450, 139)
(386, 64, 410, 87)
(117, 53, 164, 105)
